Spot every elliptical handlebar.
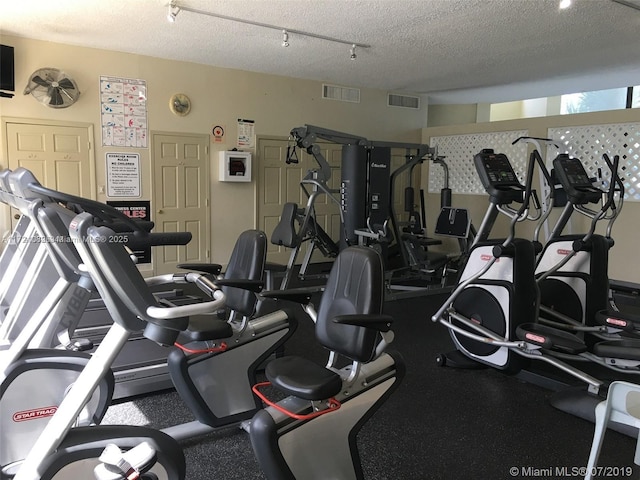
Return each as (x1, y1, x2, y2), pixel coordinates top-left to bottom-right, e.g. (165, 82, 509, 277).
(538, 152, 624, 282)
(601, 153, 625, 238)
(601, 153, 624, 211)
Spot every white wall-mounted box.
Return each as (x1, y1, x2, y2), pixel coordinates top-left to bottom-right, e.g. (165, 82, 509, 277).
(219, 150, 252, 182)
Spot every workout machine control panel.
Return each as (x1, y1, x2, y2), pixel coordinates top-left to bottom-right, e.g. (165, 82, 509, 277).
(474, 149, 524, 204)
(552, 154, 602, 205)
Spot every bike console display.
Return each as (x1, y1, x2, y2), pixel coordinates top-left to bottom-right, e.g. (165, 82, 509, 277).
(552, 154, 602, 205)
(473, 149, 524, 204)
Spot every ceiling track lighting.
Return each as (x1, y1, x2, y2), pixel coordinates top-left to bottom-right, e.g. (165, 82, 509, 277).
(167, 2, 180, 22)
(167, 2, 369, 58)
(610, 0, 640, 11)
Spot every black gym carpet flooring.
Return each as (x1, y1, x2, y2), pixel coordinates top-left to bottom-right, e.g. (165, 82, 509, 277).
(103, 294, 640, 480)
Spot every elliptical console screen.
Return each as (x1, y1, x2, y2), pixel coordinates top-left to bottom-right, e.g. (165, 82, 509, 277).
(553, 155, 592, 188)
(474, 149, 521, 189)
(552, 154, 602, 205)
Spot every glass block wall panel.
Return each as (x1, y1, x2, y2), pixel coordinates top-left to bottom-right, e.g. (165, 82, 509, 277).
(429, 130, 529, 194)
(548, 123, 640, 201)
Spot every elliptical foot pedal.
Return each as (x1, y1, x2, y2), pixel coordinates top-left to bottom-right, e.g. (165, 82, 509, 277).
(94, 442, 158, 480)
(436, 350, 487, 369)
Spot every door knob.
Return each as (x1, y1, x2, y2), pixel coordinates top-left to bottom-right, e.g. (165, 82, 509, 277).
(157, 210, 164, 214)
(14, 214, 20, 220)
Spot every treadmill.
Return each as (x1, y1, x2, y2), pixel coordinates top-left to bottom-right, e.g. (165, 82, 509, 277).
(4, 167, 199, 400)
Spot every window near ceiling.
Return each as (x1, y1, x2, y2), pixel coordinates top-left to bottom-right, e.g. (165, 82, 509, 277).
(560, 86, 639, 114)
(632, 86, 640, 108)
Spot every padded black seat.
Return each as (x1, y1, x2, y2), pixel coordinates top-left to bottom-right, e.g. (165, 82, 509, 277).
(175, 230, 266, 340)
(517, 323, 587, 355)
(593, 340, 640, 361)
(180, 316, 233, 341)
(265, 356, 342, 400)
(263, 246, 389, 401)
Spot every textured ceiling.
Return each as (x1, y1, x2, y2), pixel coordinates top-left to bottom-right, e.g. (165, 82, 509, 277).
(2, 0, 640, 104)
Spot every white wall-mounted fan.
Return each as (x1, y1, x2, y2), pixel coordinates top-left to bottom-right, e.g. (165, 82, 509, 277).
(23, 68, 80, 108)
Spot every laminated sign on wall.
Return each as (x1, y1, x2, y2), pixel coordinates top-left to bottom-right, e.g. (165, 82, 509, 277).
(106, 153, 141, 198)
(106, 200, 152, 263)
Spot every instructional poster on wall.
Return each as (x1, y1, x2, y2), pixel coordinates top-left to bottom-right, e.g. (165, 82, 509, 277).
(106, 153, 141, 198)
(100, 75, 148, 148)
(237, 118, 255, 148)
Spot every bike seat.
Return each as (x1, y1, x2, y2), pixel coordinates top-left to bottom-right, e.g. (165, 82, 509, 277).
(265, 356, 342, 401)
(181, 316, 233, 341)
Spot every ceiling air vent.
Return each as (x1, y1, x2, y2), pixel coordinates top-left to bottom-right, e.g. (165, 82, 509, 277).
(388, 93, 420, 109)
(322, 84, 360, 103)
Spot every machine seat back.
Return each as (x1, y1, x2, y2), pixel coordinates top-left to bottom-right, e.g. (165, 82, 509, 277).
(223, 230, 267, 317)
(270, 203, 298, 249)
(315, 246, 384, 363)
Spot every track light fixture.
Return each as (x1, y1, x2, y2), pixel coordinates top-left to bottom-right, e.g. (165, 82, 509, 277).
(167, 2, 370, 54)
(611, 0, 640, 12)
(559, 0, 572, 9)
(167, 2, 180, 22)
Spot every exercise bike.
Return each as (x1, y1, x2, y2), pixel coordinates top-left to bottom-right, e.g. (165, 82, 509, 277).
(12, 210, 227, 480)
(9, 175, 298, 478)
(1, 169, 194, 478)
(250, 245, 405, 480)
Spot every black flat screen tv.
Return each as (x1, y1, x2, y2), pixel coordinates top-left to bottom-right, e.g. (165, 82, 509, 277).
(0, 45, 15, 93)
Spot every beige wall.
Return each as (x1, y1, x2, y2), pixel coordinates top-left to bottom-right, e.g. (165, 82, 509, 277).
(427, 103, 478, 127)
(0, 35, 427, 265)
(422, 108, 640, 283)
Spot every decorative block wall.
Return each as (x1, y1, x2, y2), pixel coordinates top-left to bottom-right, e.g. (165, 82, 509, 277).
(428, 130, 528, 194)
(548, 123, 640, 200)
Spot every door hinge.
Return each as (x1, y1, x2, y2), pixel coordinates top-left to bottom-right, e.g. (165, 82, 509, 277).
(205, 145, 209, 155)
(206, 198, 209, 207)
(206, 249, 210, 258)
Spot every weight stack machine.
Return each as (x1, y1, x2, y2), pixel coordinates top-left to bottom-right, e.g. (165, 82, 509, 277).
(340, 145, 391, 249)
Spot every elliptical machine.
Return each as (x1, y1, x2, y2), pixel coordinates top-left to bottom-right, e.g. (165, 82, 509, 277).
(432, 148, 603, 390)
(534, 153, 640, 348)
